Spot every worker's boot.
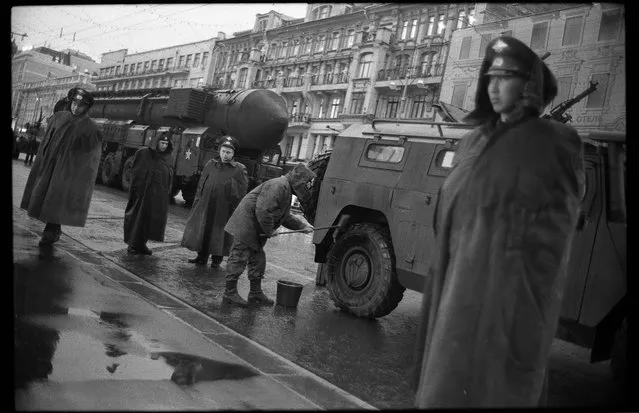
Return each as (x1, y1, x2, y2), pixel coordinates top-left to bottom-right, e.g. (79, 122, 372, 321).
(188, 253, 208, 265)
(247, 279, 274, 306)
(222, 280, 248, 307)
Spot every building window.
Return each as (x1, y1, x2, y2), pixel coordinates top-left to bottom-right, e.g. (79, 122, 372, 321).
(258, 20, 267, 32)
(166, 57, 173, 69)
(459, 36, 472, 60)
(456, 11, 467, 30)
(115, 66, 121, 75)
(350, 92, 365, 114)
(316, 35, 325, 53)
(319, 5, 331, 19)
(158, 59, 165, 70)
(201, 52, 208, 67)
(161, 77, 168, 87)
(451, 83, 467, 108)
(586, 73, 609, 108)
(238, 68, 248, 88)
(150, 60, 157, 71)
(437, 14, 446, 35)
(346, 30, 355, 47)
(123, 64, 129, 73)
(598, 8, 623, 41)
(318, 100, 325, 118)
(279, 42, 288, 58)
(386, 96, 400, 118)
(400, 19, 417, 40)
(357, 53, 373, 78)
(562, 15, 583, 46)
(143, 61, 150, 73)
(193, 53, 200, 67)
(426, 16, 436, 36)
(479, 34, 492, 58)
(177, 55, 184, 67)
(411, 95, 429, 118)
(552, 75, 572, 108)
(185, 55, 192, 68)
(154, 78, 161, 87)
(292, 40, 300, 55)
(329, 96, 341, 118)
(531, 22, 549, 50)
(329, 32, 340, 50)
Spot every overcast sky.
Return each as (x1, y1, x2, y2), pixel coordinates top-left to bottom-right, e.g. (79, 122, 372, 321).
(11, 4, 309, 62)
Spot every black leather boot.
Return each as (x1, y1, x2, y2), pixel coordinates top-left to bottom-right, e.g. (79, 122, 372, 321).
(247, 279, 274, 306)
(222, 280, 248, 307)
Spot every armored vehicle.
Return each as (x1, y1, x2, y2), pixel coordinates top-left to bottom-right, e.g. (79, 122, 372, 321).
(85, 87, 288, 204)
(302, 120, 626, 377)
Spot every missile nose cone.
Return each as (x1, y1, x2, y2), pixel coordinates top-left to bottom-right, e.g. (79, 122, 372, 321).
(237, 90, 288, 148)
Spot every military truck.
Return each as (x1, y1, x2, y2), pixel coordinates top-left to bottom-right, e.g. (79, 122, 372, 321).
(301, 113, 625, 381)
(85, 87, 288, 204)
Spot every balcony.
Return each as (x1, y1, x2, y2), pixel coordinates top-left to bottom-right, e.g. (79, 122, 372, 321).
(310, 72, 349, 86)
(284, 77, 304, 88)
(288, 113, 312, 127)
(252, 79, 276, 89)
(377, 65, 444, 81)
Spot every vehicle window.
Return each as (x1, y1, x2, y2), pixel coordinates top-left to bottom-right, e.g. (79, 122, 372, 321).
(366, 144, 404, 163)
(438, 150, 455, 168)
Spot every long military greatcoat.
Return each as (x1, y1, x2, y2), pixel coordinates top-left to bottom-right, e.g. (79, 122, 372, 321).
(124, 145, 174, 244)
(224, 166, 314, 251)
(181, 158, 248, 256)
(414, 116, 585, 408)
(20, 111, 102, 227)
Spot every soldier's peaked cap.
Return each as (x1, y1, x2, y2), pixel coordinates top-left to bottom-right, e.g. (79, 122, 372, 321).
(220, 136, 239, 151)
(68, 87, 95, 107)
(484, 37, 539, 78)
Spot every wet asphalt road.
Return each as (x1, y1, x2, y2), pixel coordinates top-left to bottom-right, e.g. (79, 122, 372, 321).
(12, 158, 627, 409)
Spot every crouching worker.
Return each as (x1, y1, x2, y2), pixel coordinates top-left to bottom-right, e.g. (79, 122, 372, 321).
(20, 87, 102, 247)
(124, 134, 174, 255)
(181, 136, 248, 268)
(222, 163, 316, 307)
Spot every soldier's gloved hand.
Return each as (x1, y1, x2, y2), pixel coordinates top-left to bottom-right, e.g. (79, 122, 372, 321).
(301, 225, 314, 234)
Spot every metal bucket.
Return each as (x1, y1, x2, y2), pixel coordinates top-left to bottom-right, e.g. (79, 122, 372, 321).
(276, 280, 303, 308)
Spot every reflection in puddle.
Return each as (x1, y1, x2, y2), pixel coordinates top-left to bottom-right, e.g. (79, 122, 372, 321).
(48, 331, 174, 382)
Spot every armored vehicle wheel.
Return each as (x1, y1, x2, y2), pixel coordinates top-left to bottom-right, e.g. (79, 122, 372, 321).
(101, 153, 121, 188)
(300, 152, 331, 225)
(326, 223, 405, 318)
(610, 318, 627, 383)
(121, 156, 135, 192)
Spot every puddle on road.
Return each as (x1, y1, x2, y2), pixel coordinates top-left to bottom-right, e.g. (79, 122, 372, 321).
(15, 307, 260, 389)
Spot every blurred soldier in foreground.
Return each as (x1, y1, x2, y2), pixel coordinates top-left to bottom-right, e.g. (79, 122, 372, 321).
(20, 88, 102, 247)
(181, 136, 248, 268)
(222, 163, 316, 307)
(124, 134, 174, 255)
(413, 36, 585, 408)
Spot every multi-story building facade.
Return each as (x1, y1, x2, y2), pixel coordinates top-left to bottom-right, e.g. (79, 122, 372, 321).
(211, 3, 477, 162)
(12, 46, 99, 130)
(440, 3, 625, 132)
(92, 35, 223, 92)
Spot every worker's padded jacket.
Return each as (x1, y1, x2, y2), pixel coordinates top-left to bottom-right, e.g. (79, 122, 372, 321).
(20, 111, 102, 227)
(225, 164, 316, 250)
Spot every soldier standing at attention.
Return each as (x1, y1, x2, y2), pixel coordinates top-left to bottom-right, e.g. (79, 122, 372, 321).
(222, 163, 316, 307)
(123, 134, 174, 255)
(413, 36, 585, 408)
(20, 88, 103, 247)
(181, 136, 248, 268)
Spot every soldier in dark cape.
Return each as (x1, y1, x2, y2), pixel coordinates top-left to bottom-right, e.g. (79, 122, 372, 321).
(413, 36, 585, 408)
(181, 136, 248, 268)
(123, 134, 174, 255)
(20, 88, 102, 247)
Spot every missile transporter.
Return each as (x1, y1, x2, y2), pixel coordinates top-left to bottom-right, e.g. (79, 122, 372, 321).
(87, 87, 289, 204)
(302, 119, 626, 379)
